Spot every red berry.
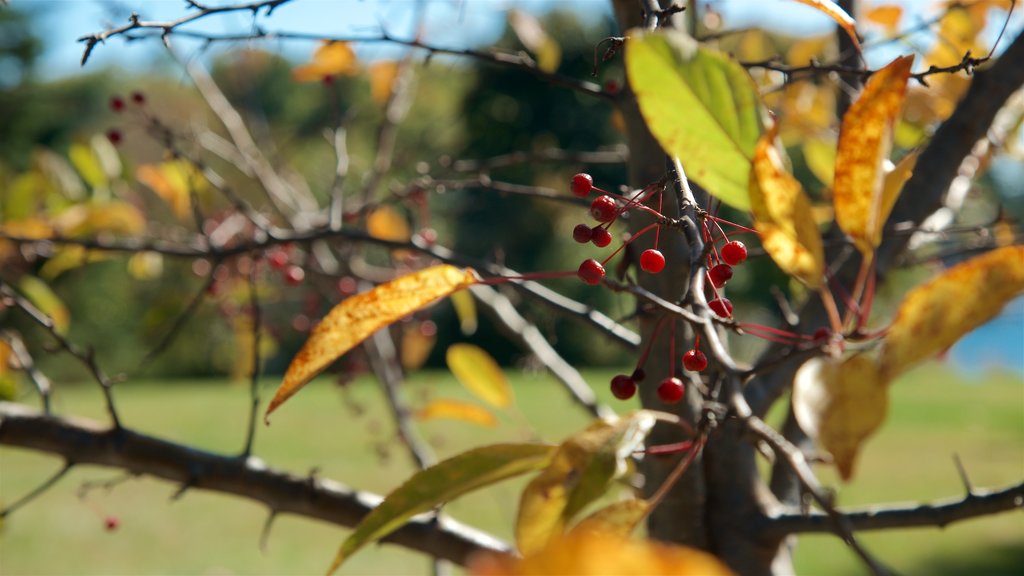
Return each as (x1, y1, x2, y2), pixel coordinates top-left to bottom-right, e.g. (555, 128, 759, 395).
(284, 265, 305, 286)
(591, 226, 613, 248)
(106, 129, 122, 145)
(708, 263, 733, 288)
(682, 349, 708, 372)
(812, 327, 831, 342)
(572, 223, 593, 244)
(721, 241, 748, 265)
(267, 249, 289, 270)
(131, 91, 145, 105)
(571, 173, 594, 197)
(610, 374, 636, 400)
(657, 377, 685, 404)
(604, 79, 620, 94)
(630, 368, 646, 382)
(109, 96, 125, 112)
(337, 276, 357, 295)
(639, 249, 666, 273)
(590, 195, 618, 223)
(577, 258, 606, 285)
(104, 516, 120, 531)
(322, 74, 335, 85)
(708, 297, 733, 318)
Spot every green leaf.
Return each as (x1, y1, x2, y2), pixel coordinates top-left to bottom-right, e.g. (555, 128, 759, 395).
(69, 142, 108, 190)
(328, 443, 555, 574)
(625, 29, 763, 210)
(18, 276, 70, 334)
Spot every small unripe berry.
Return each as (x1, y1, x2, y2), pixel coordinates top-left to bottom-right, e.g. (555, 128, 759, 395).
(590, 226, 613, 248)
(682, 349, 708, 372)
(721, 241, 748, 265)
(708, 297, 733, 318)
(590, 195, 618, 223)
(708, 263, 733, 288)
(284, 265, 305, 286)
(639, 249, 666, 273)
(610, 374, 636, 400)
(572, 223, 593, 244)
(571, 173, 593, 197)
(657, 377, 685, 404)
(577, 258, 605, 285)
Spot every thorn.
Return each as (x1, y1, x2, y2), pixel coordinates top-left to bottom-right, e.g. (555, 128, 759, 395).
(953, 454, 975, 495)
(259, 510, 278, 553)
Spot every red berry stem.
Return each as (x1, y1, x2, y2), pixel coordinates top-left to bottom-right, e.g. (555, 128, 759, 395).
(706, 214, 759, 235)
(599, 222, 659, 266)
(639, 440, 694, 456)
(857, 263, 878, 332)
(668, 317, 677, 373)
(634, 314, 670, 370)
(738, 322, 812, 344)
(477, 270, 577, 285)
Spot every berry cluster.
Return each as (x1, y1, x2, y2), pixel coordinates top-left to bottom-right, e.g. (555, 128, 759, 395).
(106, 90, 148, 146)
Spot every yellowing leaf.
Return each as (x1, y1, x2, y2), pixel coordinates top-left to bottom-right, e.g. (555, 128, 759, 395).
(400, 324, 435, 371)
(39, 246, 108, 280)
(368, 61, 400, 105)
(416, 398, 498, 427)
(136, 160, 203, 220)
(0, 218, 53, 240)
(450, 289, 478, 335)
(793, 355, 888, 481)
(878, 150, 920, 239)
(516, 413, 656, 555)
(292, 41, 359, 82)
(446, 343, 511, 408)
(791, 0, 861, 52)
(267, 265, 479, 420)
(880, 246, 1024, 380)
(367, 205, 411, 242)
(833, 55, 914, 256)
(470, 531, 733, 576)
(508, 9, 561, 73)
(52, 202, 145, 237)
(329, 443, 556, 574)
(749, 123, 825, 288)
(68, 142, 107, 190)
(786, 35, 831, 66)
(18, 276, 70, 335)
(625, 29, 763, 210)
(802, 136, 837, 188)
(864, 5, 903, 32)
(569, 499, 649, 538)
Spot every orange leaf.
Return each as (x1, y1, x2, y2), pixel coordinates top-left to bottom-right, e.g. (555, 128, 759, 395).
(864, 5, 903, 32)
(266, 265, 479, 421)
(793, 354, 888, 481)
(833, 55, 914, 256)
(790, 0, 862, 52)
(880, 246, 1024, 380)
(470, 531, 733, 576)
(367, 205, 411, 242)
(446, 343, 512, 408)
(416, 398, 498, 427)
(749, 122, 825, 288)
(292, 41, 359, 82)
(368, 61, 400, 105)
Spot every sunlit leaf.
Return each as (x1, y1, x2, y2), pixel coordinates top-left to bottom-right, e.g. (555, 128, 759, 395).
(367, 205, 411, 242)
(18, 276, 70, 335)
(864, 5, 903, 33)
(53, 201, 146, 237)
(416, 398, 498, 427)
(68, 142, 107, 190)
(267, 265, 479, 420)
(450, 289, 478, 335)
(790, 0, 861, 51)
(569, 499, 649, 538)
(786, 35, 831, 66)
(446, 343, 511, 408)
(749, 122, 825, 288)
(136, 160, 203, 220)
(880, 246, 1024, 380)
(626, 29, 763, 210)
(793, 355, 888, 481)
(833, 55, 914, 256)
(5, 171, 54, 220)
(368, 60, 400, 105)
(516, 412, 656, 555)
(877, 149, 920, 245)
(292, 41, 359, 82)
(0, 218, 53, 240)
(329, 443, 555, 574)
(802, 136, 837, 188)
(508, 9, 562, 73)
(400, 323, 435, 371)
(470, 531, 733, 576)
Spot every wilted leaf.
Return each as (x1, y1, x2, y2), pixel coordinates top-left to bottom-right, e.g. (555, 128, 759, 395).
(368, 61, 400, 105)
(292, 41, 359, 82)
(880, 246, 1024, 380)
(68, 142, 107, 190)
(446, 343, 512, 408)
(569, 499, 649, 538)
(793, 355, 888, 480)
(833, 55, 914, 255)
(749, 122, 825, 288)
(367, 205, 411, 242)
(470, 531, 733, 576)
(450, 288, 478, 335)
(626, 29, 763, 210)
(790, 0, 861, 51)
(267, 265, 478, 420)
(416, 398, 498, 427)
(19, 276, 70, 335)
(864, 5, 903, 32)
(508, 9, 561, 73)
(329, 443, 555, 574)
(516, 412, 656, 555)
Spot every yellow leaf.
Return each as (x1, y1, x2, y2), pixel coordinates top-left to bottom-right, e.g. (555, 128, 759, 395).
(864, 5, 903, 33)
(266, 265, 479, 420)
(508, 10, 561, 73)
(450, 289, 478, 335)
(833, 55, 914, 256)
(416, 398, 498, 427)
(136, 162, 198, 220)
(446, 343, 511, 408)
(53, 202, 146, 237)
(39, 246, 108, 280)
(569, 499, 649, 538)
(68, 142, 107, 190)
(749, 122, 825, 287)
(18, 276, 70, 335)
(793, 355, 888, 481)
(790, 0, 861, 52)
(292, 41, 359, 82)
(876, 149, 920, 245)
(367, 205, 410, 242)
(470, 531, 733, 576)
(400, 324, 435, 371)
(368, 61, 400, 105)
(880, 246, 1024, 380)
(0, 218, 53, 240)
(786, 35, 831, 66)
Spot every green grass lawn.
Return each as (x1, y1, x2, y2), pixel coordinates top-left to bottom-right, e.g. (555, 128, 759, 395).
(1, 365, 1021, 575)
